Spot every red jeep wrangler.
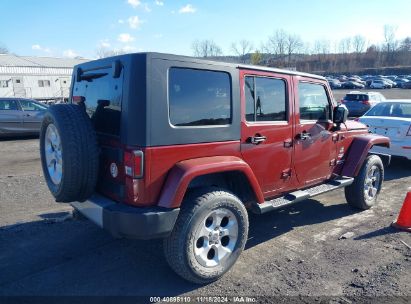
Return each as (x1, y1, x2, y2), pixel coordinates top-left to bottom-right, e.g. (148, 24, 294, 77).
(40, 53, 390, 284)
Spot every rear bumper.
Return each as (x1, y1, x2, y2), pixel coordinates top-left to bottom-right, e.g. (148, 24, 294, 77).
(71, 195, 180, 239)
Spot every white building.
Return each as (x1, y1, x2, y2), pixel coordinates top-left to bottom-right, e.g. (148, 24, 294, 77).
(0, 54, 89, 101)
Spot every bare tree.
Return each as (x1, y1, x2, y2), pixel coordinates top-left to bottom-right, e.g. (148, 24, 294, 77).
(384, 24, 398, 52)
(192, 40, 223, 57)
(399, 37, 411, 52)
(285, 34, 303, 64)
(339, 37, 352, 54)
(265, 29, 287, 57)
(352, 35, 366, 53)
(384, 24, 398, 65)
(313, 39, 330, 55)
(312, 40, 330, 70)
(0, 42, 9, 54)
(300, 42, 312, 55)
(231, 40, 253, 63)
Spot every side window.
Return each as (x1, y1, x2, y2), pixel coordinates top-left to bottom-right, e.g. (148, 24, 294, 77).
(20, 100, 47, 111)
(244, 76, 287, 122)
(168, 68, 231, 126)
(0, 100, 18, 110)
(244, 76, 255, 121)
(298, 82, 331, 121)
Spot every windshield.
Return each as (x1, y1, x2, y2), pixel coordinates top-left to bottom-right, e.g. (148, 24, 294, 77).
(365, 102, 411, 118)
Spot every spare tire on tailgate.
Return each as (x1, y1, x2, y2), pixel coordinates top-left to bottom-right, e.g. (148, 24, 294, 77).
(40, 104, 99, 202)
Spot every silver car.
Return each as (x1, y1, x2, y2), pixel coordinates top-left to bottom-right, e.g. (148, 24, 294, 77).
(0, 98, 48, 136)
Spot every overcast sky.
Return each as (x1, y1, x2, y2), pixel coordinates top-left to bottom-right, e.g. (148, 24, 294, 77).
(1, 0, 411, 59)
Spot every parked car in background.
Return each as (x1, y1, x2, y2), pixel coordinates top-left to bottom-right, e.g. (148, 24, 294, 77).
(0, 98, 48, 136)
(359, 100, 411, 160)
(394, 78, 409, 88)
(402, 81, 411, 89)
(382, 78, 396, 88)
(341, 91, 386, 117)
(342, 81, 365, 89)
(328, 79, 342, 89)
(348, 77, 366, 85)
(370, 80, 389, 89)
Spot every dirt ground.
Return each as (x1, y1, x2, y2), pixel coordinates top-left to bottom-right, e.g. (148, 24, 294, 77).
(0, 135, 411, 302)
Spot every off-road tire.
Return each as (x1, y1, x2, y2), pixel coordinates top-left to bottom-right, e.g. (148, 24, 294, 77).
(164, 188, 248, 284)
(40, 104, 99, 202)
(345, 155, 384, 210)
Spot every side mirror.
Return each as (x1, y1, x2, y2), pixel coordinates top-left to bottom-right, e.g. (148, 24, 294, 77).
(333, 104, 348, 124)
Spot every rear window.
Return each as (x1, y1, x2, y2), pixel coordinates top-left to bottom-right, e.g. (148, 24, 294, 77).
(72, 67, 123, 136)
(366, 102, 411, 118)
(344, 94, 369, 101)
(168, 68, 231, 126)
(0, 100, 18, 110)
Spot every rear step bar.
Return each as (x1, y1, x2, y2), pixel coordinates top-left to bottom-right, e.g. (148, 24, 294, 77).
(253, 177, 354, 214)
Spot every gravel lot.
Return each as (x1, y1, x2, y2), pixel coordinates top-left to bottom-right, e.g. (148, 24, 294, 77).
(0, 133, 411, 302)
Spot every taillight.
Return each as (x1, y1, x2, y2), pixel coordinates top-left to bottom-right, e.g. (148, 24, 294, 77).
(340, 99, 346, 103)
(407, 125, 411, 136)
(362, 100, 370, 106)
(124, 150, 144, 178)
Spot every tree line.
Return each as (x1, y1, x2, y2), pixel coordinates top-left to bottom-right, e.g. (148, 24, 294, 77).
(192, 25, 411, 75)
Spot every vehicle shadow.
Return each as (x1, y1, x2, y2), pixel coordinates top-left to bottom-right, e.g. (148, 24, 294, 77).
(354, 226, 399, 240)
(246, 198, 357, 249)
(0, 197, 360, 297)
(0, 135, 38, 141)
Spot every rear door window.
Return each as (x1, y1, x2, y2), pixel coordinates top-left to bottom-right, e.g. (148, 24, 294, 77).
(72, 67, 123, 136)
(168, 68, 231, 126)
(244, 76, 287, 122)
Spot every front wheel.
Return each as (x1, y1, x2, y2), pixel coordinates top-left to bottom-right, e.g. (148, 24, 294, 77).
(345, 155, 384, 210)
(164, 188, 249, 284)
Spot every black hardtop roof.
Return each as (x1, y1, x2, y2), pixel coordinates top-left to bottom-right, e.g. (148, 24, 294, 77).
(75, 52, 325, 81)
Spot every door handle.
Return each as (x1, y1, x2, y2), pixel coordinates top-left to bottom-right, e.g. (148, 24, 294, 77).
(297, 132, 311, 140)
(249, 135, 267, 145)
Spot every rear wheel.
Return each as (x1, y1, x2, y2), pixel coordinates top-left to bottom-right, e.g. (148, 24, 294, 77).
(164, 188, 248, 284)
(345, 155, 384, 210)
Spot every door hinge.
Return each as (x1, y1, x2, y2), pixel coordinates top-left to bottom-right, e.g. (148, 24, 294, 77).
(281, 169, 292, 179)
(283, 139, 293, 148)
